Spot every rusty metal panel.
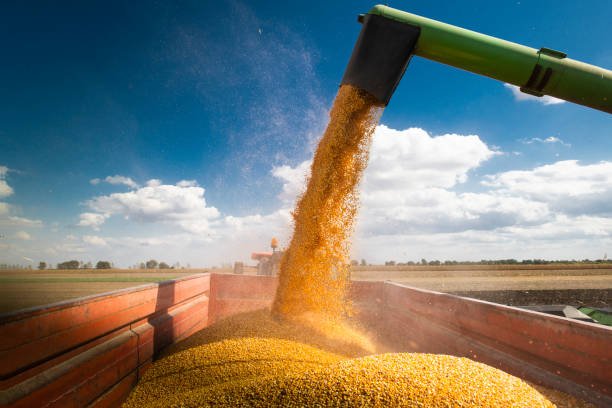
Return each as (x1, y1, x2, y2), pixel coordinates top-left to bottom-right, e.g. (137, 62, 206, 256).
(3, 329, 138, 407)
(382, 281, 612, 407)
(88, 371, 138, 408)
(0, 274, 211, 408)
(211, 274, 278, 299)
(208, 274, 278, 323)
(0, 275, 210, 380)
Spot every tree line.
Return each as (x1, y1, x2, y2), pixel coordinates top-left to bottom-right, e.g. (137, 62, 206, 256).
(33, 259, 177, 270)
(39, 260, 115, 270)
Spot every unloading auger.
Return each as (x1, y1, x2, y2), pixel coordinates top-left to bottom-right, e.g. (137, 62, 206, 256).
(341, 5, 611, 113)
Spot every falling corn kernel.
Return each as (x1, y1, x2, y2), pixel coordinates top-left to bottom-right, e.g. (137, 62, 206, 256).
(272, 84, 382, 319)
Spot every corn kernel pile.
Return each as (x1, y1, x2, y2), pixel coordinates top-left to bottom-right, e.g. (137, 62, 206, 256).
(272, 84, 382, 318)
(123, 337, 343, 408)
(124, 323, 556, 407)
(185, 352, 556, 407)
(160, 309, 377, 359)
(122, 311, 593, 407)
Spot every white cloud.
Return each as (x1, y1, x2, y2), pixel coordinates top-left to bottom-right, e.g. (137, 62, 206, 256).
(270, 125, 612, 264)
(90, 175, 139, 188)
(53, 242, 87, 254)
(354, 155, 612, 262)
(84, 180, 220, 234)
(267, 126, 505, 237)
(352, 219, 612, 263)
(146, 179, 162, 187)
(358, 189, 550, 236)
(0, 216, 43, 227)
(501, 214, 612, 241)
(15, 231, 32, 240)
(363, 126, 497, 192)
(520, 136, 571, 147)
(17, 125, 612, 267)
(483, 160, 612, 198)
(0, 165, 13, 198)
(271, 160, 311, 204)
(0, 180, 13, 198)
(64, 176, 294, 266)
(83, 235, 108, 246)
(356, 126, 506, 235)
(105, 175, 138, 188)
(219, 209, 291, 236)
(504, 83, 566, 105)
(484, 160, 612, 217)
(176, 180, 198, 188)
(0, 202, 8, 216)
(78, 212, 108, 230)
(544, 136, 568, 145)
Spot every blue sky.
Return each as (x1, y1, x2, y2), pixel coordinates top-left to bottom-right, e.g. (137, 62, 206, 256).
(1, 0, 611, 267)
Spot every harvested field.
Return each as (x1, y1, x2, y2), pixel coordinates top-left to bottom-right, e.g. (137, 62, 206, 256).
(449, 289, 611, 308)
(0, 268, 230, 313)
(356, 274, 612, 292)
(0, 265, 609, 314)
(351, 265, 612, 308)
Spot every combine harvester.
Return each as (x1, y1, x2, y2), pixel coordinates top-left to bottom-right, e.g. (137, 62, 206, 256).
(1, 5, 610, 407)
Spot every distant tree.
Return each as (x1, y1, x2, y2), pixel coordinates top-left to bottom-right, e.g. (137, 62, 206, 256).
(350, 260, 358, 266)
(158, 262, 170, 269)
(57, 260, 80, 270)
(82, 261, 93, 269)
(385, 261, 396, 266)
(420, 258, 427, 265)
(360, 259, 367, 266)
(96, 261, 112, 269)
(38, 261, 47, 270)
(146, 259, 158, 269)
(139, 262, 146, 269)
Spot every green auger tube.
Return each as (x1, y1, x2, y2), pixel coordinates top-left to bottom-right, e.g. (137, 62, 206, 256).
(341, 5, 611, 113)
